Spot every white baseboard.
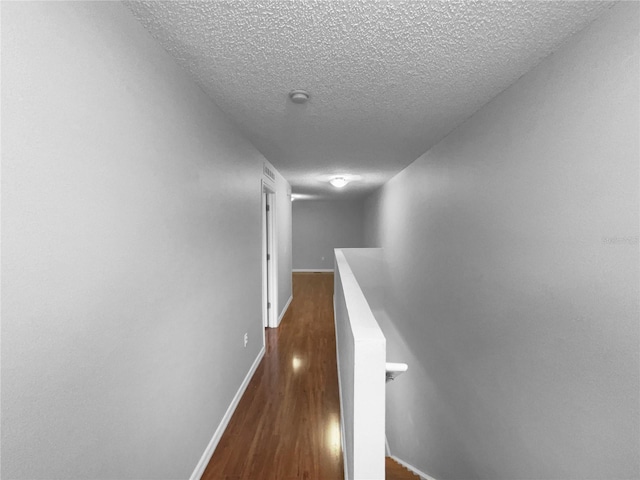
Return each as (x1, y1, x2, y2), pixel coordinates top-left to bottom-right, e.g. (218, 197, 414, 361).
(390, 455, 439, 480)
(189, 346, 266, 480)
(276, 294, 293, 327)
(292, 268, 334, 273)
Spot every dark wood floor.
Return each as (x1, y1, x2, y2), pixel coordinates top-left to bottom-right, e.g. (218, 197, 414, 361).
(385, 458, 421, 480)
(202, 272, 416, 480)
(203, 272, 343, 480)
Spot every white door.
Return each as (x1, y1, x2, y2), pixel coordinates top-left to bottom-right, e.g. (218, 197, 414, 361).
(262, 184, 276, 328)
(265, 192, 272, 326)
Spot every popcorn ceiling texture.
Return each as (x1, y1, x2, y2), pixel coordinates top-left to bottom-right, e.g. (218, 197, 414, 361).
(126, 0, 612, 198)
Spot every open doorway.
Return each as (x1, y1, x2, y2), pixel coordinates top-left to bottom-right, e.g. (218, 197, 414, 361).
(262, 181, 277, 329)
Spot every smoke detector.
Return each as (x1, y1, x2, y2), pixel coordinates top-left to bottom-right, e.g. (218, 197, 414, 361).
(289, 90, 310, 104)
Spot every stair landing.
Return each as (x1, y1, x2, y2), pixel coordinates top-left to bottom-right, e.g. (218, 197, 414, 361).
(386, 457, 421, 480)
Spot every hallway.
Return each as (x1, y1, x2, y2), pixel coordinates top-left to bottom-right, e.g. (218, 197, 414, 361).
(3, 2, 637, 479)
(202, 273, 343, 479)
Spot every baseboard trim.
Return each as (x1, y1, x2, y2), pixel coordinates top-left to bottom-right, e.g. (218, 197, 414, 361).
(390, 455, 439, 480)
(276, 294, 293, 327)
(334, 297, 349, 480)
(292, 269, 334, 273)
(189, 346, 266, 480)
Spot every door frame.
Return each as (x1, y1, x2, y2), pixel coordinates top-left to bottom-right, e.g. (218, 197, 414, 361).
(261, 180, 278, 330)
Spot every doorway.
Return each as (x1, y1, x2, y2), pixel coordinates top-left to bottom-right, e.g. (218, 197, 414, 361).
(262, 182, 277, 329)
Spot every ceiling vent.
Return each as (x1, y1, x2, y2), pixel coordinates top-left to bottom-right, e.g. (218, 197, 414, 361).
(263, 163, 276, 182)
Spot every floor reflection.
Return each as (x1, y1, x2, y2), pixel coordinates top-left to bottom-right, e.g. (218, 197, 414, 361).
(203, 273, 343, 479)
(292, 355, 303, 372)
(326, 413, 342, 457)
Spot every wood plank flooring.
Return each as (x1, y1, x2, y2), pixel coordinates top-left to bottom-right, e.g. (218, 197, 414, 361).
(385, 458, 421, 480)
(203, 272, 416, 479)
(202, 272, 343, 480)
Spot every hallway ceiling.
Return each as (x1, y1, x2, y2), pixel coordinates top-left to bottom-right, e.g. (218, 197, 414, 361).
(126, 0, 612, 199)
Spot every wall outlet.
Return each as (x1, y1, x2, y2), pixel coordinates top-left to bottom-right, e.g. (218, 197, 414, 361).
(243, 333, 248, 347)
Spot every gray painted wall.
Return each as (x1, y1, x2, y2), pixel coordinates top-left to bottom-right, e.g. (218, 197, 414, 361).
(1, 2, 290, 478)
(275, 173, 293, 314)
(293, 200, 365, 270)
(364, 3, 639, 479)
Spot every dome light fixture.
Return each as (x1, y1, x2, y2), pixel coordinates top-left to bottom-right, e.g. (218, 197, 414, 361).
(329, 177, 349, 188)
(289, 90, 310, 104)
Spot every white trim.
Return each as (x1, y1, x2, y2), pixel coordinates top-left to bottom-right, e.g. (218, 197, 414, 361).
(334, 295, 349, 480)
(261, 185, 269, 329)
(189, 346, 266, 480)
(389, 455, 439, 480)
(292, 268, 334, 273)
(385, 435, 390, 456)
(262, 181, 278, 329)
(275, 294, 293, 327)
(267, 189, 278, 328)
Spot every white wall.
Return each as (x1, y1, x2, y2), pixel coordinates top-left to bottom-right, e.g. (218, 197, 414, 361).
(364, 3, 639, 479)
(1, 2, 289, 478)
(293, 199, 364, 270)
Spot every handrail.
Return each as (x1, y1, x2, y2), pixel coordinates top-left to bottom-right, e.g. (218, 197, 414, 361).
(385, 362, 408, 383)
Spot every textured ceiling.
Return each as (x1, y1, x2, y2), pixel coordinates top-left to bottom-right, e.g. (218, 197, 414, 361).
(126, 0, 613, 198)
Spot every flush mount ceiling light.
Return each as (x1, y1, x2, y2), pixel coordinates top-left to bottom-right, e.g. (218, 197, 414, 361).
(289, 90, 309, 104)
(329, 177, 349, 188)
